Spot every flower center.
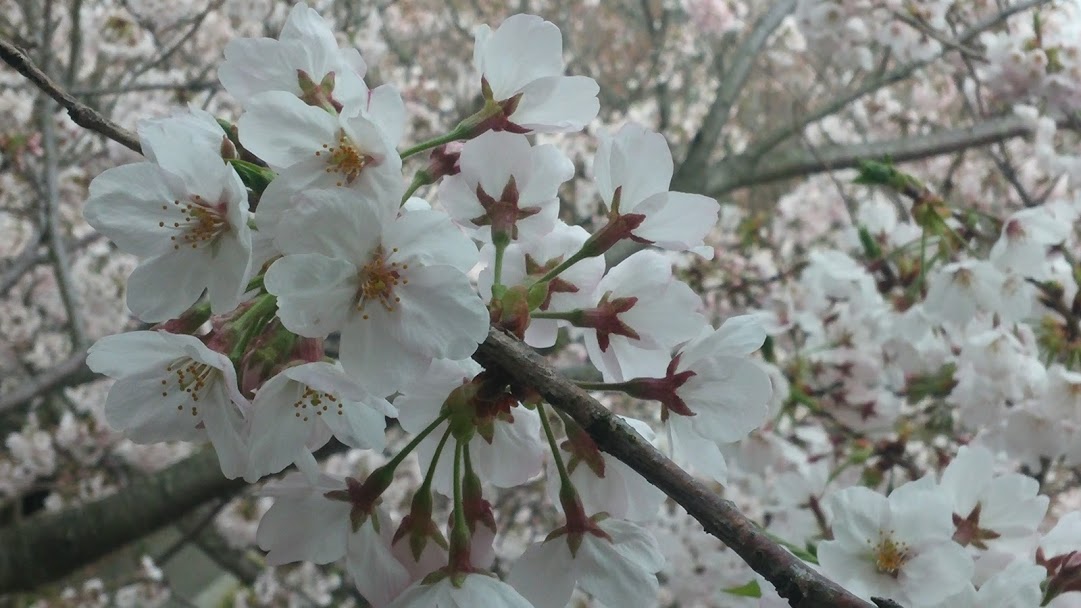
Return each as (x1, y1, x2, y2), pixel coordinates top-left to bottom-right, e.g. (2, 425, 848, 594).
(161, 358, 219, 418)
(315, 131, 372, 187)
(871, 534, 910, 576)
(291, 385, 343, 423)
(161, 194, 229, 251)
(355, 247, 408, 319)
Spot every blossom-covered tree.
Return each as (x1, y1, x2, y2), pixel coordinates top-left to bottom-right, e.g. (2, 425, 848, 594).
(1, 1, 1081, 607)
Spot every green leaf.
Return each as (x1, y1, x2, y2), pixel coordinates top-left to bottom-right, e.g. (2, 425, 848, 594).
(723, 580, 762, 598)
(857, 225, 882, 259)
(853, 159, 897, 186)
(228, 158, 276, 195)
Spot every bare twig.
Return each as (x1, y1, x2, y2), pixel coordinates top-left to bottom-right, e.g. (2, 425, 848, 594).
(0, 229, 43, 295)
(41, 101, 89, 347)
(0, 352, 95, 413)
(0, 37, 141, 153)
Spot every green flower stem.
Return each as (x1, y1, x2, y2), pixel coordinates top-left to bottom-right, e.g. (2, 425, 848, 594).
(529, 310, 579, 322)
(574, 380, 633, 392)
(532, 247, 590, 286)
(385, 412, 451, 472)
(419, 426, 454, 494)
(400, 124, 471, 160)
(491, 237, 509, 298)
(539, 403, 574, 493)
(449, 439, 470, 560)
(245, 274, 264, 293)
(400, 170, 431, 206)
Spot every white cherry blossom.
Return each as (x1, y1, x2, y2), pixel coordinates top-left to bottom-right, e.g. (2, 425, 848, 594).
(592, 122, 720, 257)
(473, 14, 599, 132)
(581, 250, 708, 382)
(508, 517, 665, 608)
(238, 87, 405, 243)
(818, 480, 974, 606)
(218, 2, 369, 105)
(650, 316, 773, 444)
(257, 472, 411, 607)
(395, 358, 545, 493)
(438, 130, 573, 243)
(246, 361, 396, 482)
(477, 220, 605, 348)
(264, 190, 489, 396)
(939, 445, 1049, 550)
(83, 128, 252, 322)
(85, 330, 249, 478)
(927, 559, 1046, 608)
(387, 573, 533, 608)
(546, 417, 665, 522)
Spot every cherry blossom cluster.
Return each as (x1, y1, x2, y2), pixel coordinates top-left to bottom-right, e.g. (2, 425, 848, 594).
(73, 4, 783, 606)
(6, 1, 1081, 606)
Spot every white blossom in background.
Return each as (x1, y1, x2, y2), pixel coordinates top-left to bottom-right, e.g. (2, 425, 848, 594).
(924, 260, 1018, 325)
(989, 205, 1073, 279)
(218, 1, 369, 105)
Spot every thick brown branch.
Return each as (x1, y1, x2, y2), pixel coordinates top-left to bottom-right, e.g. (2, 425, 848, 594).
(0, 440, 349, 593)
(0, 37, 141, 154)
(0, 448, 244, 592)
(474, 328, 874, 608)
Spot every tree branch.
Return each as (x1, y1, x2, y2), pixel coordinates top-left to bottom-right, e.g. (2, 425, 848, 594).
(706, 114, 1037, 196)
(674, 0, 797, 190)
(42, 98, 89, 348)
(736, 0, 1050, 163)
(0, 439, 350, 593)
(0, 448, 244, 592)
(0, 37, 141, 154)
(0, 352, 95, 413)
(473, 328, 874, 608)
